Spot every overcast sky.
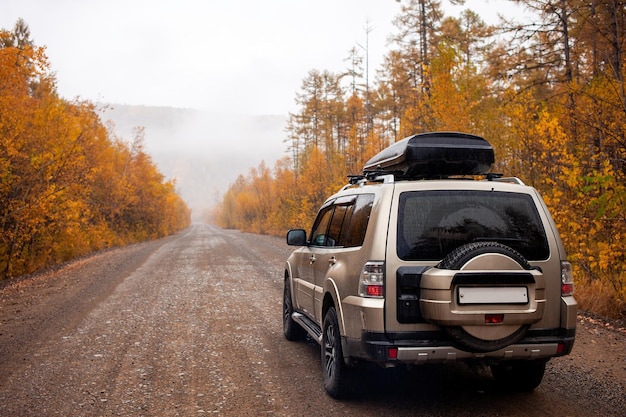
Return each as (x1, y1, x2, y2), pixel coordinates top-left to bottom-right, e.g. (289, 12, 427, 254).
(1, 0, 520, 116)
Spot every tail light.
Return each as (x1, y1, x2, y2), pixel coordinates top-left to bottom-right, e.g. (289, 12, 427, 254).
(388, 347, 398, 360)
(485, 314, 504, 324)
(359, 261, 385, 298)
(561, 261, 574, 296)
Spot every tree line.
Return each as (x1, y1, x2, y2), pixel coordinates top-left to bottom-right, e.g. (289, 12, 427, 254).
(214, 0, 626, 319)
(0, 19, 191, 279)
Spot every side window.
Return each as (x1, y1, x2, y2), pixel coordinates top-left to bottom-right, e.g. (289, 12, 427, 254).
(309, 205, 333, 246)
(308, 194, 374, 248)
(342, 194, 374, 248)
(327, 204, 350, 247)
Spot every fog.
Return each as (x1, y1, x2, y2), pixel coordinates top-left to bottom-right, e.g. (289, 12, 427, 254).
(102, 105, 287, 219)
(1, 0, 528, 221)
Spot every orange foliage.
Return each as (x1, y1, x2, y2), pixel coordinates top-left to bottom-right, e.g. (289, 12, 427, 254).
(0, 23, 190, 279)
(214, 3, 626, 318)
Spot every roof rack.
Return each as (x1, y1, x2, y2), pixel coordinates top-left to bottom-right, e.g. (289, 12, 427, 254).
(348, 172, 398, 184)
(343, 172, 395, 190)
(488, 176, 525, 185)
(345, 172, 521, 184)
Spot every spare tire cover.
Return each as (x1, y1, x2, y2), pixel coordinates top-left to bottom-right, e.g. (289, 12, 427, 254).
(436, 241, 534, 353)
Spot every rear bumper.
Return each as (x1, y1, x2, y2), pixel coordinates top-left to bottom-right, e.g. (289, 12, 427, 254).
(344, 328, 575, 365)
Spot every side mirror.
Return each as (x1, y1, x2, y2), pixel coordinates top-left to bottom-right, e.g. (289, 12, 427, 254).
(286, 229, 307, 246)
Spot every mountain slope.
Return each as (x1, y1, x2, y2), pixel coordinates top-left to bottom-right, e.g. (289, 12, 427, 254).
(101, 105, 287, 218)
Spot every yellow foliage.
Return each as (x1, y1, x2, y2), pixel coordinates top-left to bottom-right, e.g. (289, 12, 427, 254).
(218, 6, 626, 318)
(0, 34, 190, 279)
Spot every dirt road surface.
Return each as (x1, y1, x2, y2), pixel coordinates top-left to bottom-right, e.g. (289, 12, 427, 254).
(0, 224, 624, 416)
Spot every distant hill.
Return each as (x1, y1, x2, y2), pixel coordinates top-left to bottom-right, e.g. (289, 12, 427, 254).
(100, 104, 287, 219)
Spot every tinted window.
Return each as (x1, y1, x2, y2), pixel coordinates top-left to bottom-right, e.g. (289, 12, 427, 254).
(342, 194, 374, 247)
(397, 190, 549, 261)
(327, 204, 350, 247)
(309, 205, 333, 246)
(308, 194, 374, 248)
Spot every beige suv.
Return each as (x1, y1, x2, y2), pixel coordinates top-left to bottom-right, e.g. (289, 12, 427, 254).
(283, 132, 577, 398)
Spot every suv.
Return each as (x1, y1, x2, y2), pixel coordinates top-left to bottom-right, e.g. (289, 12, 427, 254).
(283, 132, 577, 398)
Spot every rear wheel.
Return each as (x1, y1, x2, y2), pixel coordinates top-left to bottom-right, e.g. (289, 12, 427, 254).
(490, 359, 547, 392)
(283, 278, 306, 341)
(322, 307, 349, 398)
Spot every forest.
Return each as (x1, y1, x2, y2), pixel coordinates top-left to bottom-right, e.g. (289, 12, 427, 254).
(213, 0, 626, 319)
(0, 20, 191, 280)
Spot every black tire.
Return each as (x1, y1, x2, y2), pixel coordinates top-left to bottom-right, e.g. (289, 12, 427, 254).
(437, 241, 532, 270)
(490, 359, 547, 392)
(437, 242, 533, 352)
(322, 307, 350, 398)
(283, 278, 306, 341)
(445, 324, 531, 353)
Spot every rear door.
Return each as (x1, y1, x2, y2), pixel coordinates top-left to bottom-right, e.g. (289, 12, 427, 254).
(386, 183, 552, 333)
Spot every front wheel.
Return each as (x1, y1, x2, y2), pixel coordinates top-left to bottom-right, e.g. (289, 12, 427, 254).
(322, 307, 349, 398)
(490, 359, 547, 392)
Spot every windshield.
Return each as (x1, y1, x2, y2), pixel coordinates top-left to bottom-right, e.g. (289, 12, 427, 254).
(397, 190, 550, 261)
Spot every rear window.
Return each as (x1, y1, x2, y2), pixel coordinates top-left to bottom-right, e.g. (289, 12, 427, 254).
(397, 190, 550, 261)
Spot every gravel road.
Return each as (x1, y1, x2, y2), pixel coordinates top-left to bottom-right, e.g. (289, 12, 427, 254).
(0, 223, 624, 416)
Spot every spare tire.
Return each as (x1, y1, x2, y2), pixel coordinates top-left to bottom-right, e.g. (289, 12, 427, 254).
(438, 241, 532, 271)
(436, 242, 534, 353)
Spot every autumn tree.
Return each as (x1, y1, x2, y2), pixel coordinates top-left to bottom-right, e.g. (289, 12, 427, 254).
(0, 20, 190, 279)
(392, 0, 447, 98)
(215, 2, 626, 318)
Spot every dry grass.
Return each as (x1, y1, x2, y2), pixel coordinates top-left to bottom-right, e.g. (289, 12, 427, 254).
(574, 278, 626, 320)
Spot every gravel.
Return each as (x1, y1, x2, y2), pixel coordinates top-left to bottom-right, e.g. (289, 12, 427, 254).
(0, 224, 624, 416)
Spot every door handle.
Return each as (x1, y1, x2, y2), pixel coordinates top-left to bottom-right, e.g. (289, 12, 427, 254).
(328, 256, 337, 266)
(309, 255, 316, 264)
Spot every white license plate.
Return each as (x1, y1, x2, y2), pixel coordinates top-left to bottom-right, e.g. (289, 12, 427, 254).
(458, 287, 528, 304)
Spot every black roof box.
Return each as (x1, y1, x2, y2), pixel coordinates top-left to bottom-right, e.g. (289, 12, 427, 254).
(363, 132, 494, 179)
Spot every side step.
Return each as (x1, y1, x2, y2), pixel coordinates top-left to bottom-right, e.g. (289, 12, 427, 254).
(292, 312, 322, 344)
